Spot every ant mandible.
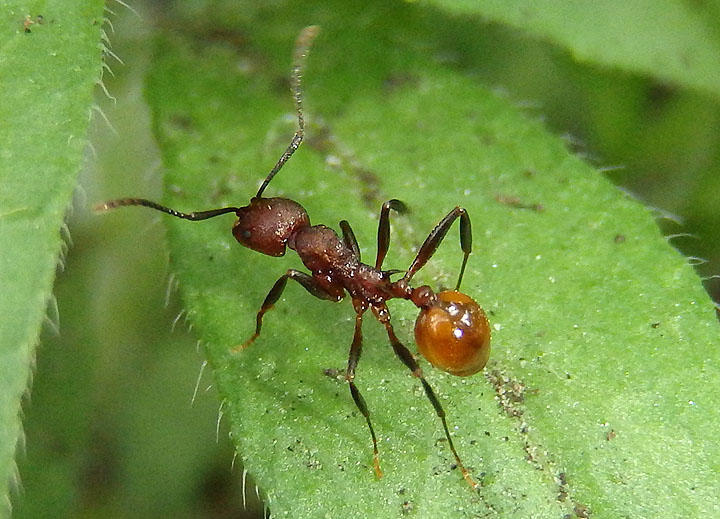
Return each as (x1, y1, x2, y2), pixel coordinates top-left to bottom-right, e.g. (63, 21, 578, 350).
(96, 26, 491, 489)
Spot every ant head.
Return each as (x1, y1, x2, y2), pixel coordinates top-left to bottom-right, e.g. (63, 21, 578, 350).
(232, 197, 310, 257)
(414, 290, 490, 377)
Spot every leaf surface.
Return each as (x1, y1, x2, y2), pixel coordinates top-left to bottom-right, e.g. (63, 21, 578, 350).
(143, 3, 720, 517)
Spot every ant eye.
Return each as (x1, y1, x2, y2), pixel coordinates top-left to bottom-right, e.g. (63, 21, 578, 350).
(414, 290, 490, 377)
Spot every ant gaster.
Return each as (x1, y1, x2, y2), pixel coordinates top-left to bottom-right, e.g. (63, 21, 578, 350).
(97, 26, 491, 489)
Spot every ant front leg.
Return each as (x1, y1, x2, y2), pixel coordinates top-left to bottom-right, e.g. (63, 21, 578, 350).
(403, 206, 472, 290)
(375, 199, 407, 269)
(339, 220, 361, 261)
(345, 305, 383, 478)
(372, 304, 478, 489)
(235, 269, 342, 351)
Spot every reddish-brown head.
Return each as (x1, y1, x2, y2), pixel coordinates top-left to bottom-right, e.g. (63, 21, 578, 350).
(232, 197, 310, 256)
(414, 290, 490, 377)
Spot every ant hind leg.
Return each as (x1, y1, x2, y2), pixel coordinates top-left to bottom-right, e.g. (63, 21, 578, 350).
(345, 306, 383, 478)
(372, 304, 478, 489)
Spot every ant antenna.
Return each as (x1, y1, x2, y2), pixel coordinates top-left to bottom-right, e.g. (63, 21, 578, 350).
(96, 26, 320, 221)
(94, 198, 239, 220)
(255, 25, 320, 199)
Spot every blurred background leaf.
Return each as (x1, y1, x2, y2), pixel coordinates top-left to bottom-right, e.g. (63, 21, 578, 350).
(10, 0, 720, 518)
(0, 0, 105, 513)
(431, 0, 720, 96)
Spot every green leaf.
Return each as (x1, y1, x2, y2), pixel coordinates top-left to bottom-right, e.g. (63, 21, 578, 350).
(138, 3, 719, 517)
(429, 0, 720, 97)
(0, 0, 105, 510)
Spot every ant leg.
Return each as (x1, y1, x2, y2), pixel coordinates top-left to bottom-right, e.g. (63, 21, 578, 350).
(345, 306, 383, 478)
(375, 199, 407, 270)
(339, 220, 361, 261)
(403, 207, 472, 291)
(255, 26, 320, 198)
(372, 305, 478, 489)
(235, 268, 341, 351)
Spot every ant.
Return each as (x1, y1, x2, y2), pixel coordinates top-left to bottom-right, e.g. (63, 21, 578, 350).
(96, 26, 491, 489)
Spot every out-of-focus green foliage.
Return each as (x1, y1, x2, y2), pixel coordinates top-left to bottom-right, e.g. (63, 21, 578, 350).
(433, 0, 720, 96)
(0, 1, 105, 512)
